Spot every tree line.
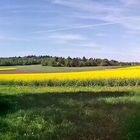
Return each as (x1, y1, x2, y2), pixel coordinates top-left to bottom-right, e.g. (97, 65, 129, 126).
(0, 55, 139, 67)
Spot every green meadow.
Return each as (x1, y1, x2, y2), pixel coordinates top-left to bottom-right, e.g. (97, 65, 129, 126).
(0, 86, 140, 140)
(0, 65, 121, 73)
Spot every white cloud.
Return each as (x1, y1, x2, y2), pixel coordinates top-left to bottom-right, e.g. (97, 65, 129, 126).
(0, 35, 30, 42)
(47, 33, 85, 44)
(74, 43, 102, 50)
(57, 41, 104, 56)
(33, 22, 116, 34)
(52, 0, 140, 31)
(126, 30, 140, 35)
(49, 34, 84, 40)
(120, 0, 140, 6)
(96, 33, 109, 37)
(53, 0, 120, 14)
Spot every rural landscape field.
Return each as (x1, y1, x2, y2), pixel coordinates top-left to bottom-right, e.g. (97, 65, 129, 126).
(1, 0, 140, 140)
(0, 65, 140, 140)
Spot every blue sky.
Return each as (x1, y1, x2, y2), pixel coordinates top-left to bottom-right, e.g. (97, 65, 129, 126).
(0, 0, 140, 61)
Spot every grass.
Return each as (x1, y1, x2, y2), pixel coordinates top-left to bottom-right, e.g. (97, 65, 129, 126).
(0, 65, 121, 73)
(0, 86, 140, 140)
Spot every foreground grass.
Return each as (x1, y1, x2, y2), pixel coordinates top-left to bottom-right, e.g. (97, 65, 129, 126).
(0, 86, 140, 140)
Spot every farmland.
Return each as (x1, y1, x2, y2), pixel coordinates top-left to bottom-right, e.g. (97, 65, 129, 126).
(0, 65, 120, 73)
(0, 68, 16, 71)
(0, 66, 140, 86)
(0, 65, 140, 140)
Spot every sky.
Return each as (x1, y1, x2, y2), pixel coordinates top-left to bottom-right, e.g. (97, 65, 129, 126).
(0, 0, 140, 62)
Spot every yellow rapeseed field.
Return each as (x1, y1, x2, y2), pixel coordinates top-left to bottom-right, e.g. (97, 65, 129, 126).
(0, 66, 140, 82)
(0, 68, 16, 71)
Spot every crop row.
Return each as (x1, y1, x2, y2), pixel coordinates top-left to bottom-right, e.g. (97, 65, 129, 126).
(0, 66, 140, 86)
